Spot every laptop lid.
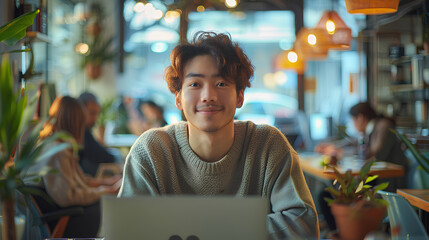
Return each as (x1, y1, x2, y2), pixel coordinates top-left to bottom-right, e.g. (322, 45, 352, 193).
(101, 195, 268, 240)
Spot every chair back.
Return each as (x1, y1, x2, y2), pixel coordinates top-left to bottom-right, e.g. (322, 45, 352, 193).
(378, 190, 429, 240)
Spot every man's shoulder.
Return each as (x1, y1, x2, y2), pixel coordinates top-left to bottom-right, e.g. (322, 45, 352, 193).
(235, 120, 287, 143)
(133, 122, 182, 148)
(235, 120, 283, 134)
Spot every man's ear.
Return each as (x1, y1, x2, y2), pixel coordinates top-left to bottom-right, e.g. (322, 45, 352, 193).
(175, 91, 183, 110)
(236, 90, 244, 108)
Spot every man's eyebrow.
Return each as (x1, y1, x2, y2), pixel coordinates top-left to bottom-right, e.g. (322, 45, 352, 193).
(185, 73, 222, 78)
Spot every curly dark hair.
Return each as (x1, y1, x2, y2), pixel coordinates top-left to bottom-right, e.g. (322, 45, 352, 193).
(164, 31, 254, 94)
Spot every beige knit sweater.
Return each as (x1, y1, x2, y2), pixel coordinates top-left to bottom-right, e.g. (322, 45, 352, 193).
(119, 120, 319, 239)
(24, 142, 103, 207)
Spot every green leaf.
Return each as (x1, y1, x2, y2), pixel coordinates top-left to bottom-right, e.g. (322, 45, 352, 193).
(374, 182, 389, 192)
(0, 10, 40, 46)
(33, 142, 71, 163)
(0, 49, 31, 54)
(390, 128, 429, 173)
(325, 187, 341, 198)
(324, 197, 334, 206)
(365, 175, 379, 184)
(360, 159, 375, 179)
(355, 181, 364, 193)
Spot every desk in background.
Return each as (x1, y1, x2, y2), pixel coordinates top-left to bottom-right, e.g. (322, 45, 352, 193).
(397, 189, 429, 234)
(299, 152, 405, 180)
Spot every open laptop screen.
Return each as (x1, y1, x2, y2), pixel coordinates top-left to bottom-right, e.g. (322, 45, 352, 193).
(101, 195, 268, 240)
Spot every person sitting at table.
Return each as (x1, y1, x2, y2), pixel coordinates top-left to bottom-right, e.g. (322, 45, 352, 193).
(118, 31, 319, 240)
(24, 96, 121, 238)
(316, 102, 409, 233)
(78, 92, 116, 177)
(316, 102, 409, 190)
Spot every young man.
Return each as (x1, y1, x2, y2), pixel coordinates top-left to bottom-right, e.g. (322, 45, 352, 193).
(119, 32, 319, 239)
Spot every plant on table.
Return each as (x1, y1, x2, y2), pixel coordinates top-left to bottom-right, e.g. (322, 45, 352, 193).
(1, 10, 76, 240)
(324, 159, 389, 240)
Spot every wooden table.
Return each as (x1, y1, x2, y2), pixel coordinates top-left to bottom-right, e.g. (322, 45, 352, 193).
(298, 152, 405, 180)
(397, 189, 429, 212)
(397, 189, 429, 234)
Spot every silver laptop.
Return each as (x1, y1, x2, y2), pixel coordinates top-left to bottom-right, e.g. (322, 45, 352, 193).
(101, 195, 268, 240)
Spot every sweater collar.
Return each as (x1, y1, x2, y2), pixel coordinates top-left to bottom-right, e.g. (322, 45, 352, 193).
(175, 121, 246, 174)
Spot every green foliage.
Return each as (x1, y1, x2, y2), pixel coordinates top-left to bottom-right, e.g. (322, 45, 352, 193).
(0, 10, 39, 46)
(0, 10, 76, 201)
(97, 98, 116, 127)
(324, 159, 389, 207)
(82, 35, 116, 68)
(390, 128, 429, 174)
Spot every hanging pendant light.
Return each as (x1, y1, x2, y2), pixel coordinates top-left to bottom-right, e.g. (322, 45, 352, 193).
(295, 27, 329, 60)
(275, 49, 306, 74)
(345, 0, 400, 15)
(315, 11, 352, 50)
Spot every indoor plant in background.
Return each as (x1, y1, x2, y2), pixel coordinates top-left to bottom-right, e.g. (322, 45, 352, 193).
(391, 129, 429, 188)
(81, 2, 116, 80)
(0, 10, 75, 240)
(95, 98, 115, 144)
(324, 159, 389, 240)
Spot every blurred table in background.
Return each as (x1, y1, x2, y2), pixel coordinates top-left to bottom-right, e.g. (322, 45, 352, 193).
(397, 189, 429, 212)
(298, 152, 405, 180)
(397, 189, 429, 234)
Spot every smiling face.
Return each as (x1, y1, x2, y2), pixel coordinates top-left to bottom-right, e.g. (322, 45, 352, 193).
(175, 55, 244, 133)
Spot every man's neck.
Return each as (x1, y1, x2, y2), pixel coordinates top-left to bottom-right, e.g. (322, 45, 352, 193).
(187, 121, 235, 162)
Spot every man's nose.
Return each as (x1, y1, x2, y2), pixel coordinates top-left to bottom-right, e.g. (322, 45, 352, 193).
(201, 85, 218, 102)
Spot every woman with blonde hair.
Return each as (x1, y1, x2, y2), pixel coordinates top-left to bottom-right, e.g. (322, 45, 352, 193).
(25, 96, 120, 237)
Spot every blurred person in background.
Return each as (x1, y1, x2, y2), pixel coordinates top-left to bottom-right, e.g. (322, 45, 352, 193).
(124, 98, 167, 136)
(24, 96, 121, 238)
(78, 92, 116, 177)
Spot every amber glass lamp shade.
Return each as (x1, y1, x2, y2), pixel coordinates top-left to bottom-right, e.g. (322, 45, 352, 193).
(295, 27, 329, 60)
(345, 0, 399, 15)
(275, 50, 306, 74)
(315, 11, 352, 50)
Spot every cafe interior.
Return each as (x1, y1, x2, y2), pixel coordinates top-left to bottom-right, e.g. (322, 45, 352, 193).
(1, 0, 429, 239)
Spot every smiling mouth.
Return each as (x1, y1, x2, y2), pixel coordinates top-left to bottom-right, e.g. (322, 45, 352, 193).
(196, 105, 224, 113)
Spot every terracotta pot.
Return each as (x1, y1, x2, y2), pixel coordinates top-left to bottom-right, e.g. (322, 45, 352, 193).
(86, 22, 101, 36)
(331, 203, 386, 240)
(85, 63, 102, 79)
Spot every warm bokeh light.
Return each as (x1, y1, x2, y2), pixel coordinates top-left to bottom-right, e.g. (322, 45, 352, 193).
(263, 73, 276, 89)
(164, 10, 180, 23)
(307, 34, 317, 45)
(287, 51, 298, 63)
(326, 20, 335, 34)
(153, 9, 163, 20)
(133, 2, 145, 13)
(196, 5, 205, 12)
(225, 0, 238, 8)
(75, 43, 89, 54)
(274, 71, 287, 85)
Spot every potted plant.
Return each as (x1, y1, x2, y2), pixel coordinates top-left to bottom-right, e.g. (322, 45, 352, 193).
(1, 10, 76, 240)
(95, 98, 115, 144)
(324, 159, 389, 240)
(81, 3, 116, 80)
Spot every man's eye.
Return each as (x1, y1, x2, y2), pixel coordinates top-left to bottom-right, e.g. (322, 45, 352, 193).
(217, 82, 227, 87)
(190, 83, 199, 87)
